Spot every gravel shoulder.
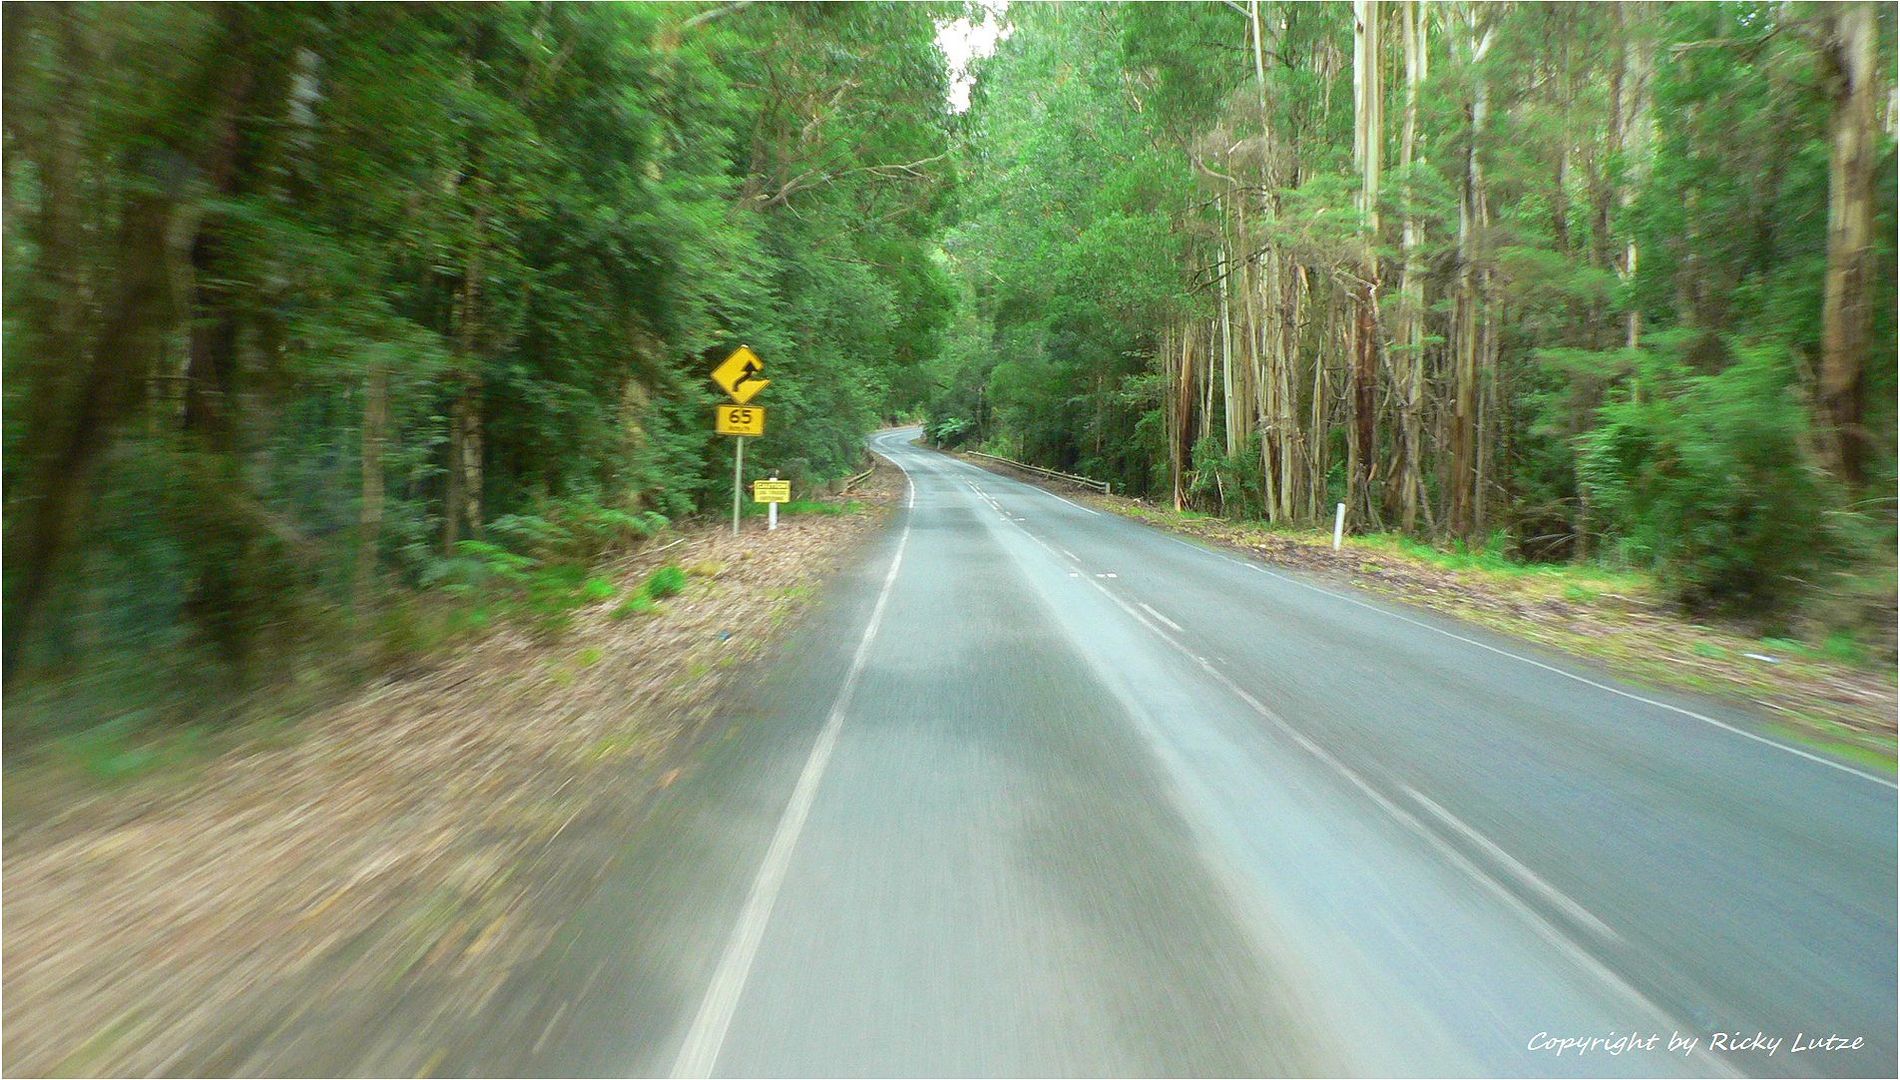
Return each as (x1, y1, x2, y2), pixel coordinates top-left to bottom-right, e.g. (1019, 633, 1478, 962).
(0, 460, 902, 1078)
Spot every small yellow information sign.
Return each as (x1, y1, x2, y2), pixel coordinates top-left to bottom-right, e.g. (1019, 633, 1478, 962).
(752, 479, 791, 503)
(712, 345, 768, 404)
(715, 404, 765, 436)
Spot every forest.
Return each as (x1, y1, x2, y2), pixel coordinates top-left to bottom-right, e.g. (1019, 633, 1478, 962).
(3, 1, 1895, 747)
(2, 2, 956, 742)
(923, 0, 1897, 638)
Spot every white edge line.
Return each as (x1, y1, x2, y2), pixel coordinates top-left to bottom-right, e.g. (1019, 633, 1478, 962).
(671, 486, 914, 1078)
(1137, 601, 1184, 634)
(1401, 784, 1621, 944)
(1149, 531, 1895, 790)
(1044, 488, 1101, 516)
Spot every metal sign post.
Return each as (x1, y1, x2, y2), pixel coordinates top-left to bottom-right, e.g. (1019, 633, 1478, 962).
(711, 345, 768, 538)
(732, 437, 745, 536)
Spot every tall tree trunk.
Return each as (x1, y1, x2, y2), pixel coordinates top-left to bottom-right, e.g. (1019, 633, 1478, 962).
(444, 187, 489, 554)
(357, 361, 389, 608)
(182, 226, 251, 675)
(1349, 0, 1384, 529)
(2, 185, 185, 686)
(178, 8, 300, 681)
(181, 39, 264, 678)
(1448, 7, 1494, 543)
(1249, 0, 1287, 522)
(3, 13, 253, 687)
(1616, 3, 1653, 352)
(1818, 1, 1879, 487)
(1391, 0, 1428, 532)
(1216, 202, 1239, 464)
(1308, 269, 1329, 520)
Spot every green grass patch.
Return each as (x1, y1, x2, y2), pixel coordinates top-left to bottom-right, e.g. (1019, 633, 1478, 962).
(612, 593, 657, 620)
(611, 563, 687, 620)
(50, 715, 213, 785)
(741, 498, 862, 517)
(643, 564, 688, 599)
(1821, 631, 1871, 666)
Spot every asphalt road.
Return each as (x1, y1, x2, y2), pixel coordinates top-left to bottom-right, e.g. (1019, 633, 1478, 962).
(462, 427, 1896, 1079)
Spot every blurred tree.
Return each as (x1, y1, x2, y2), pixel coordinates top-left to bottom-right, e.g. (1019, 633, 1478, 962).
(1, 1, 956, 735)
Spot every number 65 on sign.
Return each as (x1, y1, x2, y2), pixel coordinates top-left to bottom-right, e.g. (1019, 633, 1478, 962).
(715, 404, 765, 436)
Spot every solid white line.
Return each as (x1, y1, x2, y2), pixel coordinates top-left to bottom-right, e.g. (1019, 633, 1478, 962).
(1041, 488, 1101, 516)
(1137, 602, 1183, 633)
(671, 513, 913, 1078)
(1402, 785, 1621, 943)
(1148, 531, 1895, 790)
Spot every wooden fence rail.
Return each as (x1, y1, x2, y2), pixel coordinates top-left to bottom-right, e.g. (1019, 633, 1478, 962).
(963, 450, 1112, 494)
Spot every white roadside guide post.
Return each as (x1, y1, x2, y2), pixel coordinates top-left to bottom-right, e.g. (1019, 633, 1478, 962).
(1333, 501, 1347, 550)
(750, 477, 791, 528)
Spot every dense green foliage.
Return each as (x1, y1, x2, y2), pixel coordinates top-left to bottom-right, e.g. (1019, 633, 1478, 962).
(919, 1, 1896, 634)
(2, 2, 954, 739)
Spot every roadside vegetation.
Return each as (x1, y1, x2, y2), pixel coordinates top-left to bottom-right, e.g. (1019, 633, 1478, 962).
(922, 3, 1897, 675)
(2, 4, 956, 753)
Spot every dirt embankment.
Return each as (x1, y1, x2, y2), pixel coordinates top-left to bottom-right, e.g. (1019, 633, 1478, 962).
(1, 463, 902, 1078)
(957, 452, 1896, 766)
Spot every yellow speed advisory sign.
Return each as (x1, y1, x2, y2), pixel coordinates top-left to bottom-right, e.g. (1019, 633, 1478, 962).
(752, 479, 791, 503)
(715, 404, 765, 436)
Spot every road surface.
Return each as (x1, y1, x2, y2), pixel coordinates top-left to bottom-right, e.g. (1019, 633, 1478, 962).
(454, 427, 1896, 1078)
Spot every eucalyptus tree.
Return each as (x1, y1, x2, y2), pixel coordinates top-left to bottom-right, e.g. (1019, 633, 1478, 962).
(929, 0, 1896, 621)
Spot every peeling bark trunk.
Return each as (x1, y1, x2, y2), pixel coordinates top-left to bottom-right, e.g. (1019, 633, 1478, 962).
(1616, 3, 1653, 352)
(1349, 0, 1384, 528)
(1449, 7, 1493, 543)
(1818, 1, 1879, 487)
(1392, 0, 1428, 532)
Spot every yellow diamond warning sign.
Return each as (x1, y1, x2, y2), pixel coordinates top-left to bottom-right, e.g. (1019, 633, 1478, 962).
(712, 345, 768, 404)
